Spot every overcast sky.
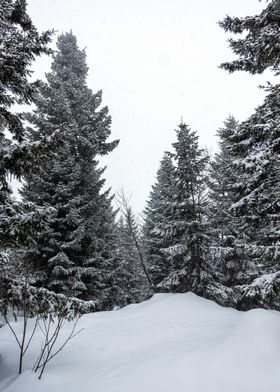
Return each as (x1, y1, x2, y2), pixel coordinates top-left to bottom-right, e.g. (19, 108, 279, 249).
(26, 0, 270, 213)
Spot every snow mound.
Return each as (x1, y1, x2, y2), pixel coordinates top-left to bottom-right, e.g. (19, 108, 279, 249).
(1, 293, 280, 392)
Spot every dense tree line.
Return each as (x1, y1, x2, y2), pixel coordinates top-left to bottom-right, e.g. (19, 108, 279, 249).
(143, 0, 280, 310)
(0, 1, 147, 319)
(0, 0, 279, 326)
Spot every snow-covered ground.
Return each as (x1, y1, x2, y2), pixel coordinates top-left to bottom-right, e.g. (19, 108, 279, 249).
(1, 293, 280, 392)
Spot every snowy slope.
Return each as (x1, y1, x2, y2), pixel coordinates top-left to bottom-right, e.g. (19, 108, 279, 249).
(1, 293, 280, 392)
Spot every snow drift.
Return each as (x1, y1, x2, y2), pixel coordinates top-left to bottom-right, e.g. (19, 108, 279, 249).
(0, 293, 280, 392)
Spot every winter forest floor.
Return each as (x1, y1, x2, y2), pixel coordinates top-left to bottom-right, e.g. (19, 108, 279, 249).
(0, 293, 280, 392)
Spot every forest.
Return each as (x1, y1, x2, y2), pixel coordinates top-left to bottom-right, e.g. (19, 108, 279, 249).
(0, 0, 279, 390)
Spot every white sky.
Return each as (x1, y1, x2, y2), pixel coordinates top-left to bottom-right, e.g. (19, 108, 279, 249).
(26, 0, 270, 213)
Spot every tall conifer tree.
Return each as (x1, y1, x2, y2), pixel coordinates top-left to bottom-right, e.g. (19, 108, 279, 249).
(21, 32, 119, 304)
(219, 0, 280, 309)
(0, 0, 59, 251)
(207, 116, 239, 246)
(143, 152, 176, 285)
(227, 87, 280, 309)
(206, 116, 249, 293)
(154, 124, 209, 292)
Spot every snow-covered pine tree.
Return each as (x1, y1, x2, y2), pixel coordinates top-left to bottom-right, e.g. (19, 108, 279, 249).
(0, 0, 52, 142)
(143, 152, 176, 285)
(219, 1, 280, 309)
(0, 0, 57, 250)
(206, 116, 249, 288)
(228, 86, 280, 309)
(207, 116, 239, 247)
(0, 4, 96, 355)
(219, 0, 280, 76)
(202, 116, 252, 307)
(21, 32, 119, 306)
(157, 123, 209, 293)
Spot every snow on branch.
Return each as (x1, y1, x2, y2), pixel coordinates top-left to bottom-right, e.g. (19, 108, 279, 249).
(238, 271, 280, 309)
(0, 277, 96, 320)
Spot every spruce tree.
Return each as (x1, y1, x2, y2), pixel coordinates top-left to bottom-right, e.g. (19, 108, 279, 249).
(157, 123, 209, 293)
(206, 116, 249, 291)
(207, 116, 239, 246)
(219, 1, 280, 309)
(228, 86, 280, 309)
(0, 0, 52, 141)
(0, 0, 56, 250)
(220, 0, 280, 75)
(143, 152, 176, 285)
(0, 2, 95, 342)
(21, 32, 119, 305)
(202, 116, 251, 307)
